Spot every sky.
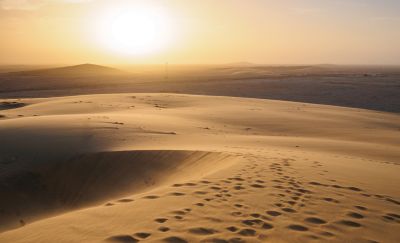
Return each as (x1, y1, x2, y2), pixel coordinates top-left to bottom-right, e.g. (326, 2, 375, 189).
(0, 0, 399, 65)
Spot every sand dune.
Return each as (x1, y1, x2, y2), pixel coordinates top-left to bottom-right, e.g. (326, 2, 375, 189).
(1, 64, 399, 112)
(8, 64, 125, 77)
(0, 93, 399, 242)
(0, 149, 234, 232)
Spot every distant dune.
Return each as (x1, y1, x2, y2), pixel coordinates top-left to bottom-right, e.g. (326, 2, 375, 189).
(0, 64, 130, 96)
(10, 63, 125, 77)
(0, 64, 399, 112)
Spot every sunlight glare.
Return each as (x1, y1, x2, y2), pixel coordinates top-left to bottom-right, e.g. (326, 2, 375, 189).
(94, 3, 172, 56)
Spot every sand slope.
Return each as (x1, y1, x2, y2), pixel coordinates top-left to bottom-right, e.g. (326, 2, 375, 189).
(0, 93, 399, 242)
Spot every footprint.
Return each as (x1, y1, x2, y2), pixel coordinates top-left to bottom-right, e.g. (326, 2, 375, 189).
(282, 208, 297, 213)
(162, 236, 188, 243)
(189, 227, 219, 235)
(354, 206, 367, 211)
(117, 199, 134, 203)
(210, 186, 222, 190)
(287, 224, 309, 231)
(134, 232, 151, 239)
(336, 220, 362, 228)
(250, 184, 265, 188)
(323, 198, 339, 203)
(305, 234, 320, 240)
(159, 226, 170, 232)
(297, 189, 312, 194)
(195, 203, 205, 207)
(228, 238, 246, 243)
(169, 192, 186, 196)
(347, 187, 362, 192)
(387, 213, 400, 219)
(143, 195, 159, 199)
(194, 191, 208, 195)
(266, 211, 282, 217)
(305, 217, 327, 224)
(105, 235, 139, 242)
(155, 218, 168, 223)
(171, 210, 186, 215)
(320, 231, 335, 238)
(226, 226, 239, 232)
(238, 228, 257, 236)
(242, 219, 263, 226)
(184, 183, 197, 186)
(309, 182, 324, 186)
(347, 212, 364, 219)
(386, 198, 400, 205)
(382, 215, 397, 221)
(231, 211, 243, 217)
(262, 222, 274, 230)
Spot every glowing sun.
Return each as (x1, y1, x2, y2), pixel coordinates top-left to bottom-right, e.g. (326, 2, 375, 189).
(94, 3, 172, 55)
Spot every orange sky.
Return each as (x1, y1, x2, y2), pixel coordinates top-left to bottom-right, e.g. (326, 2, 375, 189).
(0, 0, 399, 65)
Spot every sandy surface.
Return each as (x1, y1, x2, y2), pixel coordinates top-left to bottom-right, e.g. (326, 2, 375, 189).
(1, 64, 400, 112)
(0, 93, 399, 242)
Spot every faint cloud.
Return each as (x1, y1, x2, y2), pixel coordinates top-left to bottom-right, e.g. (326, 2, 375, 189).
(0, 0, 94, 10)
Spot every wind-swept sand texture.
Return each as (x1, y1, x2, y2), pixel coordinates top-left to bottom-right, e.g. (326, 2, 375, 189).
(0, 93, 399, 242)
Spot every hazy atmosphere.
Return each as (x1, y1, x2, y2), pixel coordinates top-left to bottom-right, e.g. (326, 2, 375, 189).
(1, 0, 400, 65)
(0, 1, 399, 243)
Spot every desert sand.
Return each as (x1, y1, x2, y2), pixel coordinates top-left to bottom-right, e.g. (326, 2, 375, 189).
(1, 64, 400, 113)
(0, 92, 399, 242)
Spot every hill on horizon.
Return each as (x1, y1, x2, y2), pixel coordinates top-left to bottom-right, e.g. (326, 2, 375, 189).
(9, 64, 125, 77)
(0, 64, 130, 95)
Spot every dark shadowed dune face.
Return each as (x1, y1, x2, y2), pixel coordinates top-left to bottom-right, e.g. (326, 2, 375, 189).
(0, 64, 399, 112)
(0, 150, 232, 232)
